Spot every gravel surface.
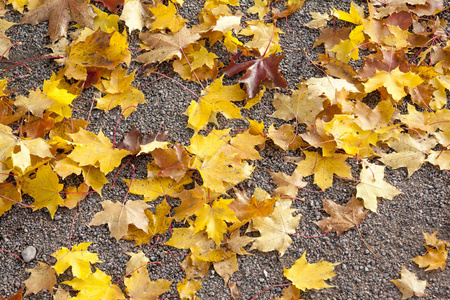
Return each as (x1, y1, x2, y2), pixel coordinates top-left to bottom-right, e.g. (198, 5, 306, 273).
(0, 0, 449, 299)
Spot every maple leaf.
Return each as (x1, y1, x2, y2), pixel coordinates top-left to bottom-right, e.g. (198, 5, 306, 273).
(124, 251, 172, 299)
(0, 181, 21, 217)
(68, 128, 130, 174)
(363, 67, 424, 101)
(219, 131, 265, 161)
(125, 167, 192, 201)
(194, 198, 239, 246)
(120, 0, 148, 32)
(323, 114, 377, 157)
(63, 268, 125, 300)
(270, 83, 324, 125)
(295, 152, 352, 191)
(197, 152, 253, 194)
(22, 164, 64, 218)
(305, 11, 329, 29)
(64, 29, 131, 81)
(246, 0, 269, 19)
(213, 254, 239, 284)
(151, 143, 192, 182)
(223, 53, 287, 99)
(20, 0, 95, 41)
(305, 76, 360, 105)
(126, 200, 174, 245)
(149, 2, 186, 33)
(0, 19, 15, 59)
(23, 262, 56, 296)
(52, 242, 102, 279)
(284, 251, 339, 291)
(223, 229, 255, 255)
(95, 68, 146, 118)
(136, 26, 201, 64)
(391, 266, 427, 299)
(239, 21, 283, 56)
(269, 170, 307, 198)
(267, 124, 305, 151)
(331, 25, 365, 63)
(173, 183, 209, 221)
(62, 183, 89, 209)
(356, 162, 402, 212)
(177, 277, 202, 299)
(316, 196, 368, 236)
(89, 200, 149, 241)
(250, 199, 301, 256)
(187, 128, 231, 160)
(185, 75, 246, 131)
(411, 231, 449, 271)
(380, 133, 437, 177)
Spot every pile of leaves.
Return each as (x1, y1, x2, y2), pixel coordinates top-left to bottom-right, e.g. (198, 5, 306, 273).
(0, 0, 449, 298)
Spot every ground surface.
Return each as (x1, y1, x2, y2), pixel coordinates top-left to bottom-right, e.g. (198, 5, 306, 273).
(0, 0, 449, 299)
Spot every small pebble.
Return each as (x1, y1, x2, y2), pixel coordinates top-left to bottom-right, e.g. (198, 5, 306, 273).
(259, 277, 265, 283)
(54, 215, 62, 221)
(22, 246, 37, 263)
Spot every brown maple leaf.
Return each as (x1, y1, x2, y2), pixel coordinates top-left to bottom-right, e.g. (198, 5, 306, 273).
(223, 53, 287, 99)
(315, 196, 368, 236)
(21, 0, 95, 42)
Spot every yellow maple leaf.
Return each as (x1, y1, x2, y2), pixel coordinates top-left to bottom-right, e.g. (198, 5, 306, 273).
(22, 164, 63, 218)
(189, 46, 218, 70)
(95, 68, 146, 118)
(42, 73, 78, 121)
(239, 21, 283, 56)
(411, 231, 449, 271)
(126, 200, 174, 245)
(124, 251, 172, 299)
(63, 268, 125, 300)
(0, 181, 21, 217)
(194, 198, 239, 246)
(89, 200, 149, 241)
(64, 29, 131, 81)
(223, 30, 243, 53)
(295, 151, 351, 191)
(246, 0, 269, 19)
(219, 130, 265, 160)
(124, 169, 192, 201)
(331, 25, 365, 63)
(332, 2, 364, 25)
(149, 2, 186, 33)
(285, 251, 339, 292)
(187, 128, 231, 160)
(185, 75, 246, 131)
(52, 242, 102, 280)
(364, 67, 424, 101)
(68, 128, 130, 174)
(323, 114, 377, 157)
(11, 138, 53, 173)
(0, 19, 15, 58)
(15, 89, 54, 118)
(177, 277, 202, 299)
(356, 162, 402, 212)
(250, 199, 301, 256)
(197, 152, 253, 194)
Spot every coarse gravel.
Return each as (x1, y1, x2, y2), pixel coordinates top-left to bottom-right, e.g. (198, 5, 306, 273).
(0, 0, 450, 299)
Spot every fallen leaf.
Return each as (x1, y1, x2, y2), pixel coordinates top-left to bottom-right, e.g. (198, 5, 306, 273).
(295, 152, 351, 191)
(68, 128, 130, 174)
(284, 251, 339, 291)
(20, 0, 95, 41)
(391, 266, 427, 299)
(52, 242, 102, 280)
(24, 262, 57, 296)
(22, 164, 64, 218)
(269, 170, 307, 198)
(224, 53, 287, 99)
(356, 162, 402, 212)
(250, 199, 301, 256)
(315, 196, 368, 236)
(63, 268, 125, 300)
(89, 200, 149, 241)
